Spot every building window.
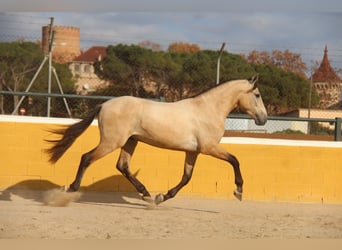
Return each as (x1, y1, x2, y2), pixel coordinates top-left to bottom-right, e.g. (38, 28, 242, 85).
(84, 64, 91, 73)
(74, 64, 80, 73)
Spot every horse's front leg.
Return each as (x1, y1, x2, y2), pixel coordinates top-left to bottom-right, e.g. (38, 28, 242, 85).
(116, 138, 153, 203)
(204, 145, 243, 201)
(155, 152, 198, 205)
(229, 154, 243, 201)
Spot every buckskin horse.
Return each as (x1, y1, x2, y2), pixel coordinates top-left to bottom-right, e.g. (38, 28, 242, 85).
(46, 76, 267, 205)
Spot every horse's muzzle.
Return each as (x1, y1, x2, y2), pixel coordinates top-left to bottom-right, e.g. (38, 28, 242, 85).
(255, 114, 267, 126)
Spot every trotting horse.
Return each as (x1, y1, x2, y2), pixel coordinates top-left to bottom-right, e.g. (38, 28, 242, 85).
(46, 77, 267, 205)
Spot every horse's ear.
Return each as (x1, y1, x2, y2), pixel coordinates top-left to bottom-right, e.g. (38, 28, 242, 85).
(249, 74, 259, 90)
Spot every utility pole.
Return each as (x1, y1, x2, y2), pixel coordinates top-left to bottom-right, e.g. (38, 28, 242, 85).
(47, 17, 54, 117)
(216, 42, 226, 85)
(307, 73, 313, 135)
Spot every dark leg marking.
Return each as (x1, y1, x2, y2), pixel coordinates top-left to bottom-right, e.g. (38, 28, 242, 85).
(116, 138, 152, 201)
(155, 152, 198, 205)
(117, 163, 151, 198)
(204, 145, 244, 201)
(227, 154, 243, 201)
(68, 142, 115, 192)
(68, 149, 95, 192)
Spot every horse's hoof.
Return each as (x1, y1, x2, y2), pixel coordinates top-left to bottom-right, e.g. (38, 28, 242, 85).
(233, 189, 242, 201)
(66, 187, 76, 193)
(155, 193, 164, 205)
(142, 195, 154, 204)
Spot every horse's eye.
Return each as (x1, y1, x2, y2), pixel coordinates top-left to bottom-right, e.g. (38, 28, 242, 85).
(255, 93, 260, 98)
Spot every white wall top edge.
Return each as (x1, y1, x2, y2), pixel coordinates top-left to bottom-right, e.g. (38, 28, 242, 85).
(0, 115, 98, 125)
(220, 137, 342, 148)
(1, 115, 342, 148)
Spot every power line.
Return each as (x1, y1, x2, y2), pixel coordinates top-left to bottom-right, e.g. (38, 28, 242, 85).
(1, 14, 342, 67)
(0, 12, 49, 21)
(1, 14, 341, 53)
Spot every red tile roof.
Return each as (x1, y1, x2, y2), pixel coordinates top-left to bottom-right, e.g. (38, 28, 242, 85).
(73, 46, 107, 62)
(312, 46, 341, 83)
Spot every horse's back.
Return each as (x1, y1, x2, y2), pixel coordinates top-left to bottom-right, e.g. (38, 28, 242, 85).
(99, 96, 199, 149)
(100, 96, 144, 115)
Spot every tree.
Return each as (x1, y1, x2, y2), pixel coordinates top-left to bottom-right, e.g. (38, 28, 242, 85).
(0, 41, 75, 116)
(253, 64, 319, 115)
(167, 42, 201, 53)
(218, 51, 256, 81)
(243, 49, 307, 78)
(94, 44, 317, 115)
(0, 41, 43, 113)
(95, 44, 165, 97)
(138, 40, 162, 52)
(272, 49, 307, 78)
(244, 50, 272, 65)
(162, 50, 218, 100)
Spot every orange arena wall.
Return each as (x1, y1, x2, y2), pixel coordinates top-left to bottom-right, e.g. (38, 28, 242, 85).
(1, 116, 342, 204)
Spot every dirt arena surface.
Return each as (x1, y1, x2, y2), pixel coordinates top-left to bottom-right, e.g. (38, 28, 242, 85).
(0, 189, 341, 239)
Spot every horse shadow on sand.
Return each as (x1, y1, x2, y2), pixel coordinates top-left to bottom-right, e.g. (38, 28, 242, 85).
(0, 174, 146, 207)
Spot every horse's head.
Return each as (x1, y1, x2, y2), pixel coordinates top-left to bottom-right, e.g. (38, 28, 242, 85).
(237, 76, 267, 125)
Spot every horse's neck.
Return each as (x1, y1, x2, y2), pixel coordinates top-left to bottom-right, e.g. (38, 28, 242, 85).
(198, 83, 241, 117)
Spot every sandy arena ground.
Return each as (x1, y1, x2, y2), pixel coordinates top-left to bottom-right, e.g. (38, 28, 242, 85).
(0, 189, 342, 239)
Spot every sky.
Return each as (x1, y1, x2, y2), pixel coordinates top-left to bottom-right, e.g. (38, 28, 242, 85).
(1, 0, 342, 72)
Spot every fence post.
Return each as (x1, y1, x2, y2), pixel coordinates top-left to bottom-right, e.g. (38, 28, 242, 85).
(334, 117, 341, 141)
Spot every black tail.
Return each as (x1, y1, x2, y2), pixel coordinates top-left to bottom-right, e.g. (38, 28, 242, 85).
(45, 105, 102, 164)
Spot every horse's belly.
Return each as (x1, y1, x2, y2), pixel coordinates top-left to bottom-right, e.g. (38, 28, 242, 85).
(133, 133, 198, 152)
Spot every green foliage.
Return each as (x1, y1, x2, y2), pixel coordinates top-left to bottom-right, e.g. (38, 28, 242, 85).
(219, 51, 256, 81)
(94, 44, 318, 113)
(95, 44, 162, 97)
(169, 51, 216, 98)
(94, 46, 257, 100)
(0, 41, 75, 116)
(253, 64, 319, 115)
(0, 41, 43, 91)
(1, 41, 321, 118)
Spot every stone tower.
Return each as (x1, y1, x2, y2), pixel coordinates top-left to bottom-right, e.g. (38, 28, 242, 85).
(42, 25, 80, 63)
(312, 46, 342, 109)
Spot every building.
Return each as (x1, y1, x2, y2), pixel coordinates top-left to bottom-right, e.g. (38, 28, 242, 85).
(69, 46, 109, 94)
(312, 46, 342, 109)
(282, 108, 342, 131)
(41, 24, 109, 94)
(42, 25, 81, 63)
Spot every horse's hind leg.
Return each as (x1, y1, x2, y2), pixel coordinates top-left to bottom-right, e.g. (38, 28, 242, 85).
(68, 144, 114, 192)
(155, 152, 198, 205)
(116, 138, 152, 203)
